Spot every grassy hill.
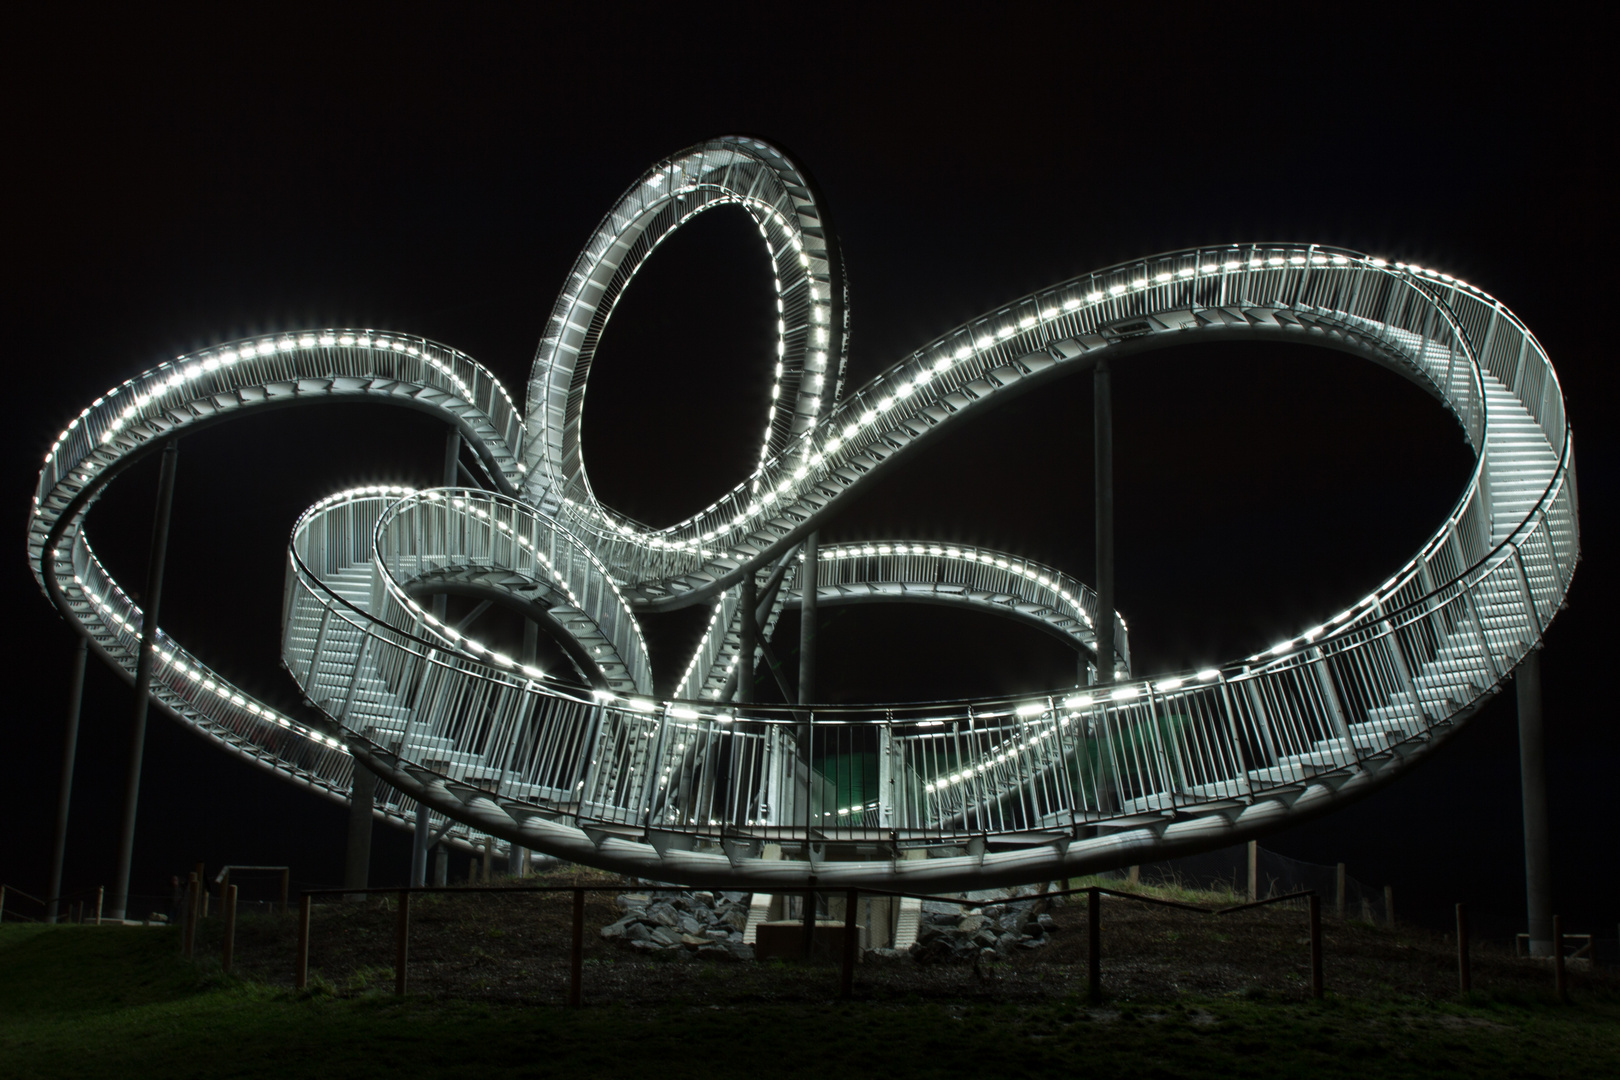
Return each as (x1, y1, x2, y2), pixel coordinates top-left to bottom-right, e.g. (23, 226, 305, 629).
(2, 874, 1616, 1079)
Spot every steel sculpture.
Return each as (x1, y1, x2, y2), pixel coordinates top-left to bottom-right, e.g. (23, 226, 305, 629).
(30, 136, 1578, 894)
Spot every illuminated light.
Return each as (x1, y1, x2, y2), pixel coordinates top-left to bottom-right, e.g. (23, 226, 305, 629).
(1370, 257, 1387, 267)
(1063, 695, 1092, 709)
(1156, 677, 1183, 691)
(1154, 272, 1173, 284)
(1289, 255, 1306, 265)
(1197, 669, 1220, 681)
(1177, 267, 1195, 278)
(1271, 641, 1294, 656)
(1111, 686, 1141, 701)
(1108, 284, 1126, 296)
(1131, 278, 1147, 289)
(1068, 296, 1087, 308)
(1015, 702, 1046, 717)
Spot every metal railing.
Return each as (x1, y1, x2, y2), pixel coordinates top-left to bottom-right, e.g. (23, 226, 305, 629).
(26, 137, 1576, 890)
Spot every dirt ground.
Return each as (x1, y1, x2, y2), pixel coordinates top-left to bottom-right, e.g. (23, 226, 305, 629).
(196, 868, 1616, 1007)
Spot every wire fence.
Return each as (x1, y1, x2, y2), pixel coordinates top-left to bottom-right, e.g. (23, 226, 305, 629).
(1123, 843, 1392, 925)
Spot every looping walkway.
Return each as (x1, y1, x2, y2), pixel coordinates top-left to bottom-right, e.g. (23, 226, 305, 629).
(29, 137, 1577, 889)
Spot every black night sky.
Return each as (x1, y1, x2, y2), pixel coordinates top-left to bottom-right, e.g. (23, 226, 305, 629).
(5, 10, 1613, 942)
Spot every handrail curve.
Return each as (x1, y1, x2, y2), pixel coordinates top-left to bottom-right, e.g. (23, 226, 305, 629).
(28, 137, 1578, 890)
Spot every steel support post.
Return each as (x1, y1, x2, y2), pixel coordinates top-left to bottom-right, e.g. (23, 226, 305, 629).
(1094, 359, 1115, 686)
(798, 531, 818, 704)
(738, 572, 758, 705)
(432, 844, 448, 887)
(433, 426, 460, 623)
(344, 762, 376, 901)
(47, 636, 89, 923)
(410, 800, 430, 888)
(1516, 649, 1553, 957)
(109, 437, 179, 923)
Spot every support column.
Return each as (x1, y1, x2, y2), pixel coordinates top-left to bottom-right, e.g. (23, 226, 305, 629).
(432, 844, 448, 887)
(109, 437, 179, 923)
(434, 426, 460, 624)
(1517, 649, 1553, 957)
(345, 762, 375, 901)
(798, 532, 819, 705)
(410, 801, 430, 888)
(738, 572, 758, 706)
(796, 534, 818, 845)
(1094, 359, 1115, 687)
(47, 636, 89, 923)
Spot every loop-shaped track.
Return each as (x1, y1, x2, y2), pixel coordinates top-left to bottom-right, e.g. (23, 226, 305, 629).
(30, 137, 1578, 890)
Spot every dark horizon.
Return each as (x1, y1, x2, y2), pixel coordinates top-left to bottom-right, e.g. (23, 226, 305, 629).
(5, 11, 1612, 946)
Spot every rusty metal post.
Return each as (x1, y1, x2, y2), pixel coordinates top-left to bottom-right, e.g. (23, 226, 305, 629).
(569, 888, 584, 1007)
(1456, 902, 1471, 994)
(222, 885, 238, 973)
(394, 890, 410, 996)
(1309, 894, 1323, 1000)
(1553, 914, 1566, 1002)
(840, 888, 859, 999)
(295, 895, 310, 989)
(1087, 886, 1101, 999)
(1247, 841, 1258, 902)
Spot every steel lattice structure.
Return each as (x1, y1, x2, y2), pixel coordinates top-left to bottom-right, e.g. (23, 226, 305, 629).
(29, 136, 1578, 890)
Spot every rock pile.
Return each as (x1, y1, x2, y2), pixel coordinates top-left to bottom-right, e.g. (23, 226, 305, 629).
(600, 890, 756, 961)
(909, 887, 1063, 963)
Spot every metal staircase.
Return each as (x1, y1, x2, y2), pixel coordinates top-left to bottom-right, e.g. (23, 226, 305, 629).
(29, 136, 1578, 891)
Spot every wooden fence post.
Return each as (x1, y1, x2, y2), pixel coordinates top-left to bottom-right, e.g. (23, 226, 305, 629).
(569, 888, 584, 1007)
(222, 885, 238, 973)
(1247, 842, 1258, 902)
(1456, 902, 1471, 994)
(395, 890, 410, 996)
(1087, 887, 1101, 999)
(279, 869, 290, 915)
(1384, 885, 1395, 927)
(184, 873, 199, 956)
(95, 886, 105, 926)
(1335, 863, 1346, 920)
(295, 895, 310, 989)
(840, 888, 859, 999)
(1309, 894, 1323, 1000)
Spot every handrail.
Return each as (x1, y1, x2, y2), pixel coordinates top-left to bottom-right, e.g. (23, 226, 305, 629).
(28, 136, 1578, 891)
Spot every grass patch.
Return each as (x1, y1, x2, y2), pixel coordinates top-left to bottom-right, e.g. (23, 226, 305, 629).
(3, 922, 1619, 1079)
